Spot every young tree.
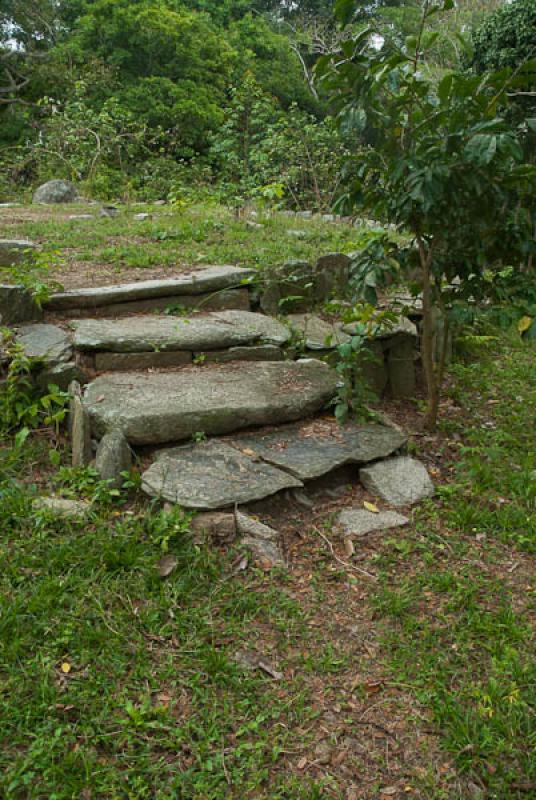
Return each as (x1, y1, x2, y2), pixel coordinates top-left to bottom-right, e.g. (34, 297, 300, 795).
(318, 0, 536, 429)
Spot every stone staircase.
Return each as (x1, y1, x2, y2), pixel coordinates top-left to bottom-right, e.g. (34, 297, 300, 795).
(5, 264, 419, 513)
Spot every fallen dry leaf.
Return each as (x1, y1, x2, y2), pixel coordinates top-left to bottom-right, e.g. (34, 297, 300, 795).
(296, 756, 307, 771)
(60, 662, 72, 674)
(364, 679, 385, 695)
(256, 658, 283, 681)
(364, 501, 379, 513)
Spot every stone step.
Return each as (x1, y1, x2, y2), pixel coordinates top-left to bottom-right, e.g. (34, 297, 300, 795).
(141, 419, 406, 509)
(83, 359, 337, 445)
(44, 265, 254, 315)
(72, 310, 290, 354)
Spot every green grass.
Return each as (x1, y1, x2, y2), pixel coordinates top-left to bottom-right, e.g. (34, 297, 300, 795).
(0, 202, 364, 283)
(371, 336, 536, 799)
(0, 207, 534, 799)
(0, 447, 320, 799)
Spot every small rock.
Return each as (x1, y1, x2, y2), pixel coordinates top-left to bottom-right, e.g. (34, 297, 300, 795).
(337, 508, 409, 538)
(260, 260, 314, 314)
(156, 553, 178, 578)
(153, 200, 166, 206)
(95, 430, 132, 488)
(314, 740, 332, 765)
(36, 361, 86, 392)
(134, 213, 151, 221)
(100, 205, 119, 218)
(68, 214, 94, 221)
(33, 179, 78, 204)
(190, 511, 237, 545)
(359, 456, 434, 507)
(0, 285, 43, 325)
(246, 221, 264, 229)
(291, 488, 315, 509)
(235, 511, 286, 569)
(286, 229, 307, 239)
(0, 239, 37, 267)
(286, 313, 350, 350)
(33, 496, 90, 518)
(69, 381, 92, 468)
(314, 253, 351, 300)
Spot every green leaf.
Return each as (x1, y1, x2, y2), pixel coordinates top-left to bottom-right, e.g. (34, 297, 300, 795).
(437, 73, 453, 103)
(14, 427, 31, 449)
(334, 0, 356, 25)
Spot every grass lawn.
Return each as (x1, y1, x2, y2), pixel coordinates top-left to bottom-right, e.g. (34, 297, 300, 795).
(0, 202, 365, 290)
(0, 201, 534, 798)
(0, 334, 534, 798)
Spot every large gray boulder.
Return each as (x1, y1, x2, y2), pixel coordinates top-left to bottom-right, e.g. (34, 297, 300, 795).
(359, 456, 434, 507)
(84, 359, 338, 445)
(33, 180, 78, 204)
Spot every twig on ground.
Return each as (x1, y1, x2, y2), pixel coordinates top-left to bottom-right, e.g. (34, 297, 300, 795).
(312, 526, 377, 581)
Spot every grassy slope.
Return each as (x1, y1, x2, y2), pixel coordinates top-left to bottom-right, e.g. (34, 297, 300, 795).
(0, 203, 363, 288)
(0, 200, 534, 798)
(1, 338, 533, 799)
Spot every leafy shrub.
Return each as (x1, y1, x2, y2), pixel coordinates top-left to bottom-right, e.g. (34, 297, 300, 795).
(0, 338, 69, 442)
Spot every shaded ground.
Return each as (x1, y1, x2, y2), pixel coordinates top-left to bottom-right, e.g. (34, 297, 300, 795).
(0, 334, 534, 799)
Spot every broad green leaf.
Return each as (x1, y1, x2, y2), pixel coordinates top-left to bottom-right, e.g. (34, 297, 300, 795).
(334, 0, 357, 25)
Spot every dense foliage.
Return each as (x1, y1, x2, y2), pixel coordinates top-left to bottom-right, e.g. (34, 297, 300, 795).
(2, 0, 527, 205)
(319, 0, 536, 427)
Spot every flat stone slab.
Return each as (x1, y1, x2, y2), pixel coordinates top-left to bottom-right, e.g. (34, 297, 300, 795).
(72, 310, 290, 353)
(55, 287, 251, 318)
(84, 359, 337, 445)
(231, 419, 406, 481)
(287, 314, 350, 350)
(336, 509, 409, 538)
(45, 265, 255, 310)
(142, 441, 302, 509)
(15, 324, 72, 363)
(359, 456, 434, 507)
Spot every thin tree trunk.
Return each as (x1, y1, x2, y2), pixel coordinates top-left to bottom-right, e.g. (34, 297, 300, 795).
(417, 235, 439, 431)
